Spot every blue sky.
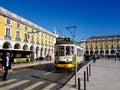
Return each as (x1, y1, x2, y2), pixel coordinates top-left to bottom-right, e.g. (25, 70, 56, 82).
(0, 0, 120, 42)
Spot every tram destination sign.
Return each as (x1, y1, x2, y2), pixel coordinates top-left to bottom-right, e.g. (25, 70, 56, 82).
(56, 38, 70, 42)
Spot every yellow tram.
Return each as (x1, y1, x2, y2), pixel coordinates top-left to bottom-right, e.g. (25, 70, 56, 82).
(54, 38, 84, 71)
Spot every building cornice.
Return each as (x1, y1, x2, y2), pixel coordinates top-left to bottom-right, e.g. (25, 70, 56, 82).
(81, 35, 120, 42)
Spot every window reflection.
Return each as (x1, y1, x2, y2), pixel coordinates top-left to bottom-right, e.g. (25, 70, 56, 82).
(66, 46, 74, 55)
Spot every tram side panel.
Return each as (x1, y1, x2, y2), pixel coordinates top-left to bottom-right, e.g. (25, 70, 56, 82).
(54, 46, 84, 70)
(75, 46, 84, 64)
(54, 43, 84, 70)
(0, 50, 32, 64)
(55, 55, 76, 69)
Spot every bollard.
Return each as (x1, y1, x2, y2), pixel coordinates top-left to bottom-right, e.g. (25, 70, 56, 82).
(78, 78, 81, 90)
(84, 71, 86, 90)
(86, 67, 89, 82)
(89, 64, 91, 76)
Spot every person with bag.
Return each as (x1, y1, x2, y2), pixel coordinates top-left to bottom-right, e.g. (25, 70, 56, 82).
(2, 52, 12, 81)
(0, 58, 4, 77)
(93, 54, 96, 62)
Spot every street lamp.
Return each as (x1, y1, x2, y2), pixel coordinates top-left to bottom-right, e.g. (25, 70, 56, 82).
(104, 34, 107, 60)
(66, 26, 77, 88)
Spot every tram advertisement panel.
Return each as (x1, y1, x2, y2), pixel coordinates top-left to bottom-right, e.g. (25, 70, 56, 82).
(0, 49, 32, 64)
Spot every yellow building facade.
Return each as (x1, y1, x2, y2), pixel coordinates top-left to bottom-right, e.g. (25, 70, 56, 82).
(81, 35, 120, 58)
(0, 7, 57, 63)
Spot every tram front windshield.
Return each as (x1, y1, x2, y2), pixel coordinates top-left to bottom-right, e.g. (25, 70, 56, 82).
(55, 46, 74, 56)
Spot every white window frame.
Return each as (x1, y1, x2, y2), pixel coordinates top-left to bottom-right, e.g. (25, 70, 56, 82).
(31, 35, 34, 42)
(25, 26, 28, 31)
(16, 29, 20, 39)
(6, 18, 11, 25)
(24, 32, 28, 41)
(5, 26, 11, 37)
(36, 36, 39, 43)
(16, 22, 20, 29)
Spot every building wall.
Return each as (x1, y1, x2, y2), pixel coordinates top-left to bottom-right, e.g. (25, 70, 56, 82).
(0, 15, 5, 37)
(81, 36, 120, 58)
(0, 7, 57, 60)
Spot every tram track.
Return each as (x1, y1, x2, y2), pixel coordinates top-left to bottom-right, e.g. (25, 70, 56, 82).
(10, 60, 90, 90)
(58, 60, 90, 89)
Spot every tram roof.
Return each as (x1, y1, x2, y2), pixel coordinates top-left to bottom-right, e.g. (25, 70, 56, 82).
(55, 41, 74, 45)
(55, 37, 74, 45)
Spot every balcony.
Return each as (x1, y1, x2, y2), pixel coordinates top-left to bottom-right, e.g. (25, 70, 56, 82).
(24, 39, 28, 43)
(90, 46, 93, 49)
(85, 46, 88, 50)
(4, 36, 11, 40)
(30, 41, 34, 44)
(36, 42, 40, 45)
(15, 38, 21, 41)
(41, 43, 44, 46)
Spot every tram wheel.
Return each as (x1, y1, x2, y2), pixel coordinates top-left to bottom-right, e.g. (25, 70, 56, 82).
(55, 67, 60, 71)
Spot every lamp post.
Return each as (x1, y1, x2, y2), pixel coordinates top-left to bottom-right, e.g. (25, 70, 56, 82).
(104, 35, 106, 60)
(115, 35, 119, 61)
(66, 26, 77, 88)
(118, 34, 120, 60)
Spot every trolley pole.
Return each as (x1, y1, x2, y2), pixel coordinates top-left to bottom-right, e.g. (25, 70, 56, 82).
(75, 55, 78, 88)
(66, 26, 77, 88)
(104, 34, 106, 60)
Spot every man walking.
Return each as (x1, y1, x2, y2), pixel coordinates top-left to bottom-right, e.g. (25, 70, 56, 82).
(93, 54, 96, 62)
(2, 52, 12, 81)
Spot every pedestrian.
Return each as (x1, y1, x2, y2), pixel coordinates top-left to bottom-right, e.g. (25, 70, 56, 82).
(2, 52, 12, 81)
(93, 54, 96, 62)
(0, 61, 3, 77)
(46, 54, 49, 61)
(49, 55, 52, 61)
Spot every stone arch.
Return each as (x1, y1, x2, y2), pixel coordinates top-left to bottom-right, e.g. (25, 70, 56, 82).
(111, 50, 115, 54)
(48, 48, 50, 55)
(36, 46, 39, 58)
(14, 43, 21, 49)
(106, 50, 109, 54)
(44, 48, 47, 56)
(85, 50, 89, 54)
(95, 50, 98, 54)
(30, 45, 34, 50)
(3, 41, 11, 48)
(100, 50, 104, 57)
(51, 49, 54, 55)
(90, 50, 93, 55)
(111, 49, 115, 58)
(40, 47, 44, 57)
(100, 50, 104, 54)
(23, 44, 28, 50)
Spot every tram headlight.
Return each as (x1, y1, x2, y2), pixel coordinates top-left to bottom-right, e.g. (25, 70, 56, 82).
(64, 56, 72, 61)
(67, 58, 69, 61)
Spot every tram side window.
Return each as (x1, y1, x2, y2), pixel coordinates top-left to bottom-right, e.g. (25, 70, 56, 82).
(58, 46, 64, 56)
(77, 48, 83, 56)
(0, 53, 3, 60)
(71, 46, 74, 55)
(66, 46, 74, 55)
(55, 47, 58, 56)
